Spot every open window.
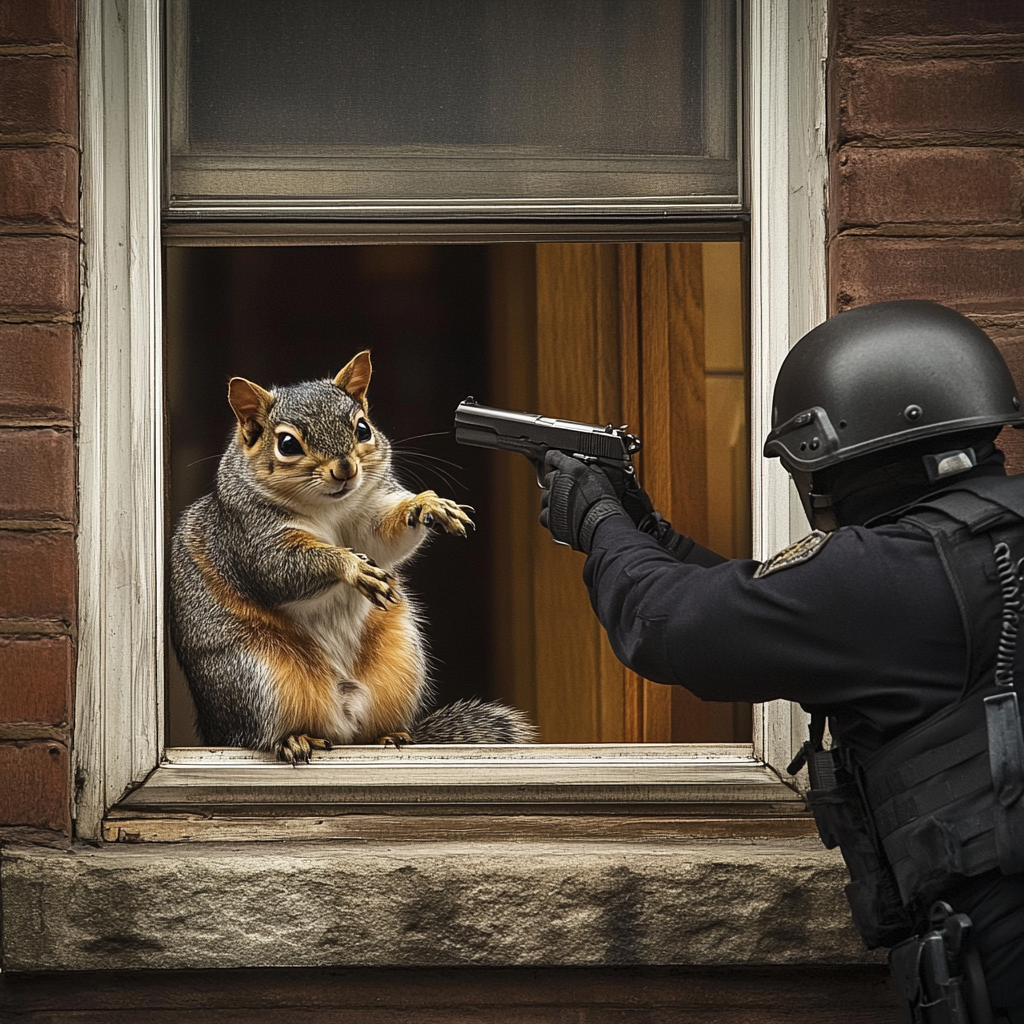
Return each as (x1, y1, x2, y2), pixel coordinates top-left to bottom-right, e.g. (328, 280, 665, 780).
(164, 240, 750, 747)
(76, 0, 827, 840)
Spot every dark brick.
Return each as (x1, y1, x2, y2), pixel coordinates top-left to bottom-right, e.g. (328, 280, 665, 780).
(829, 236, 1024, 314)
(0, 55, 77, 138)
(0, 636, 70, 724)
(833, 57, 1024, 145)
(0, 146, 78, 230)
(995, 335, 1024, 475)
(0, 236, 78, 316)
(0, 530, 75, 622)
(830, 147, 1024, 233)
(0, 429, 74, 520)
(995, 331, 1024, 475)
(0, 0, 76, 48)
(0, 740, 69, 833)
(834, 1, 1024, 54)
(998, 424, 1024, 477)
(0, 323, 74, 420)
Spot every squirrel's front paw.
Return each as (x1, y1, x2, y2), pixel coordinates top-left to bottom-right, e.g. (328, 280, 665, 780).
(276, 734, 332, 765)
(405, 491, 475, 537)
(341, 551, 398, 610)
(378, 730, 413, 749)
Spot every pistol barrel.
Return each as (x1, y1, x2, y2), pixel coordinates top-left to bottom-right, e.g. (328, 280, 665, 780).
(454, 399, 640, 463)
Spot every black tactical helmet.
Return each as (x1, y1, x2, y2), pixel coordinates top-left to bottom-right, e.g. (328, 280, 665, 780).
(764, 300, 1024, 474)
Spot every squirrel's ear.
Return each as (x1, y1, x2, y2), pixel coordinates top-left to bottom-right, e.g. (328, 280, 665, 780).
(227, 377, 273, 447)
(334, 350, 372, 404)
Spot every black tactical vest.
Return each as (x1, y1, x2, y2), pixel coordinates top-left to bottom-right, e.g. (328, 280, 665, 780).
(796, 475, 1024, 949)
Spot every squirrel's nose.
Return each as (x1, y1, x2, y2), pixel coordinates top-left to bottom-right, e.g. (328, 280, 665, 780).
(331, 459, 356, 482)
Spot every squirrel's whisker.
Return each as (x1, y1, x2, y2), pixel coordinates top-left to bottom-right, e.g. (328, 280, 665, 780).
(391, 430, 451, 445)
(185, 453, 225, 469)
(393, 454, 464, 493)
(393, 448, 466, 472)
(396, 467, 431, 494)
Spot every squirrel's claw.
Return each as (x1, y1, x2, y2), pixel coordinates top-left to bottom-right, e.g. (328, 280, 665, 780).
(378, 731, 413, 749)
(276, 733, 332, 765)
(345, 550, 398, 610)
(405, 492, 475, 537)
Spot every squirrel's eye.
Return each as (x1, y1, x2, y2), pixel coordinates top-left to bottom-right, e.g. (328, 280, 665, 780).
(355, 418, 372, 443)
(276, 433, 304, 457)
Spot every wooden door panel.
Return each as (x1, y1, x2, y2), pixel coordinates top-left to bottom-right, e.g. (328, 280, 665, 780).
(534, 244, 626, 742)
(488, 245, 539, 723)
(490, 240, 749, 744)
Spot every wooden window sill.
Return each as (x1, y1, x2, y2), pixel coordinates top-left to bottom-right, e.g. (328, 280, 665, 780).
(104, 743, 812, 843)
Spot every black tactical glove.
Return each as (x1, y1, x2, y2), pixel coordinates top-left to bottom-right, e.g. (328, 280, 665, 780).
(539, 451, 631, 552)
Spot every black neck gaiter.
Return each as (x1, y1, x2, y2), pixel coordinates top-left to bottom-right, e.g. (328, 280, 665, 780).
(816, 439, 1006, 529)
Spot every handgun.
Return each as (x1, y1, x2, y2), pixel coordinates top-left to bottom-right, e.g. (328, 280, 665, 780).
(454, 398, 641, 486)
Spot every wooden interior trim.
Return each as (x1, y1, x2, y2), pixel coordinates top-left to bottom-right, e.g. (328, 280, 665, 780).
(162, 220, 748, 246)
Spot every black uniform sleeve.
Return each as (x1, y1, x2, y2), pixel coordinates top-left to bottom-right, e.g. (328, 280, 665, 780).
(665, 531, 729, 567)
(581, 514, 967, 751)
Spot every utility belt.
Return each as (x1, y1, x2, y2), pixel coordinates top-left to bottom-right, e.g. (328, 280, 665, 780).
(789, 476, 1024, 1022)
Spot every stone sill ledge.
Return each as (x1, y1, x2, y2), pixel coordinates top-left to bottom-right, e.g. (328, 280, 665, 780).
(0, 837, 885, 972)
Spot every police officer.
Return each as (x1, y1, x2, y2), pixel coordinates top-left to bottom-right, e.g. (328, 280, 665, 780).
(538, 301, 1024, 1022)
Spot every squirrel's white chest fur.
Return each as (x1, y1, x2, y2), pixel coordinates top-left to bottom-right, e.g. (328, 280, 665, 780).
(280, 483, 424, 684)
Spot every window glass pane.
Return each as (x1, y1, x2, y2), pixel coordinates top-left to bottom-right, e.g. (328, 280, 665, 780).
(166, 0, 740, 216)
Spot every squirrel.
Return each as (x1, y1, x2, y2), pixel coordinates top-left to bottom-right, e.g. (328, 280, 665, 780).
(169, 350, 536, 762)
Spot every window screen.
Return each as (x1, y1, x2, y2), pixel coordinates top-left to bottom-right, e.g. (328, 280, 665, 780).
(166, 0, 740, 217)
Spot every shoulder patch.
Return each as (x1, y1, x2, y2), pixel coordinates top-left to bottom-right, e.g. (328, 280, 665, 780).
(753, 530, 831, 578)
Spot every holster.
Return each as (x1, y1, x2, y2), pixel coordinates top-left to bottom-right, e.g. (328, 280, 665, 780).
(889, 903, 993, 1024)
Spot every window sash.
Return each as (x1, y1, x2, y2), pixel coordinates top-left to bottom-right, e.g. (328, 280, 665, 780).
(76, 0, 827, 840)
(164, 0, 742, 219)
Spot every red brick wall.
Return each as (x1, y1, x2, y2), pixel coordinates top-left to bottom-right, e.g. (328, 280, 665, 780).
(0, 0, 78, 845)
(828, 0, 1024, 466)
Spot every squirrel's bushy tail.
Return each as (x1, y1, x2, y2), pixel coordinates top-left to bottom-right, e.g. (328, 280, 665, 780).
(412, 698, 538, 744)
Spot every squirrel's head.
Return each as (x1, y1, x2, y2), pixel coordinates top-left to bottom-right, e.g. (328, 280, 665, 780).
(227, 350, 391, 509)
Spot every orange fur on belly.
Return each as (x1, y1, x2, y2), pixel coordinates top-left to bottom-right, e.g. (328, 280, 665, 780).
(188, 533, 340, 737)
(351, 600, 425, 741)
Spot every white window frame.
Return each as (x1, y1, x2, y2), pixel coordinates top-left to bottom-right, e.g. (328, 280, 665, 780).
(75, 0, 827, 840)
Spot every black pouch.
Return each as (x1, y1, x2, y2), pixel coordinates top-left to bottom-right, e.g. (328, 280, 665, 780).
(804, 746, 914, 948)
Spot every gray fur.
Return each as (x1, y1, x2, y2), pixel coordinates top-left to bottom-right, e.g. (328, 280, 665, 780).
(413, 699, 539, 744)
